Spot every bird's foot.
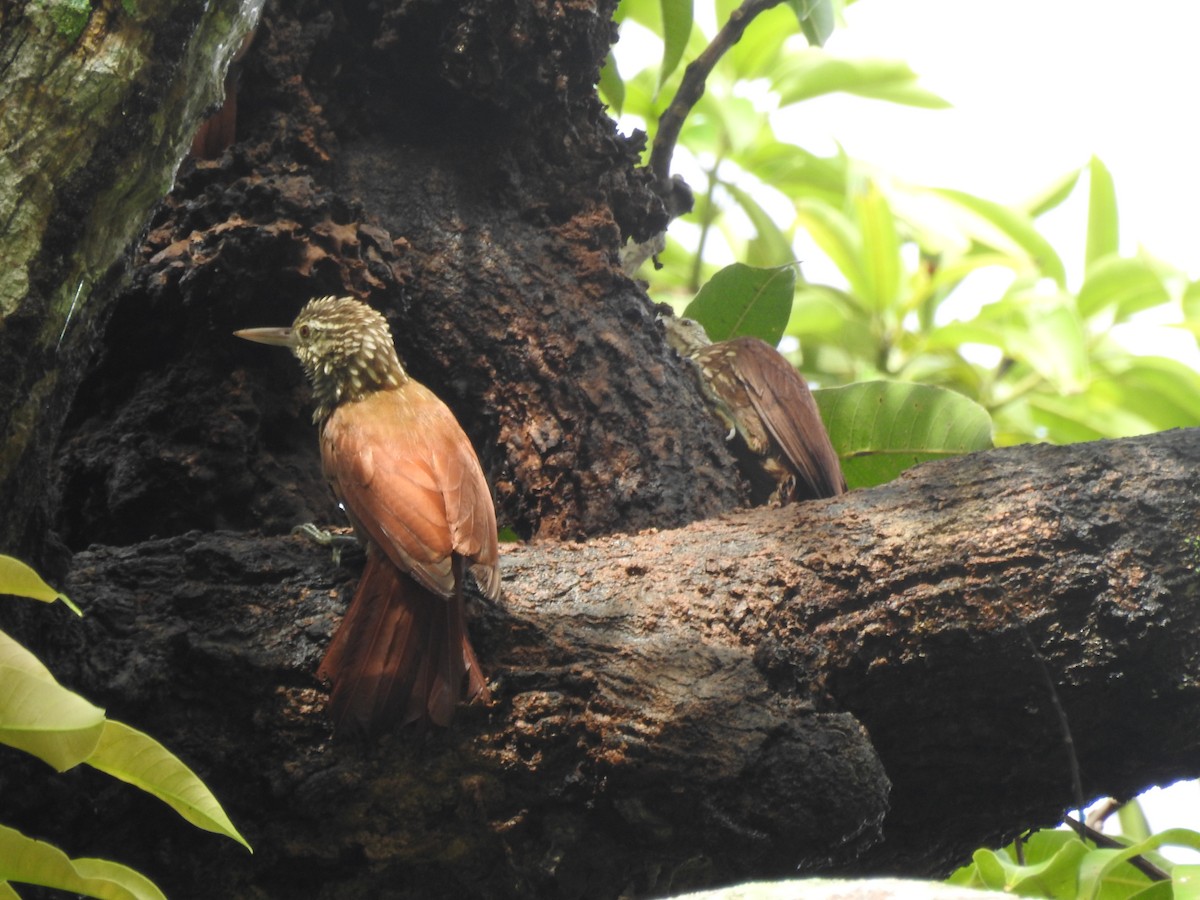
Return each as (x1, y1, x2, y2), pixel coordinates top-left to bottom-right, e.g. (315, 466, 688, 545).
(292, 523, 360, 566)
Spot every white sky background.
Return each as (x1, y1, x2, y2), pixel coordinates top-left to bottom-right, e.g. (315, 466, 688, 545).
(613, 0, 1200, 854)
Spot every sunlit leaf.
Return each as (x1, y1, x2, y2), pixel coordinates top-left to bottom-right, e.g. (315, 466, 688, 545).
(0, 824, 166, 900)
(1118, 799, 1154, 844)
(1086, 155, 1119, 267)
(1096, 357, 1200, 429)
(1077, 255, 1171, 320)
(737, 141, 848, 207)
(0, 664, 105, 771)
(658, 0, 693, 88)
(932, 188, 1066, 286)
(815, 381, 993, 489)
(776, 49, 950, 108)
(725, 3, 793, 78)
(1021, 166, 1083, 218)
(0, 555, 81, 616)
(86, 720, 252, 852)
(0, 630, 56, 683)
(795, 199, 868, 302)
(721, 181, 795, 267)
(1021, 302, 1089, 392)
(854, 180, 901, 311)
(685, 262, 796, 344)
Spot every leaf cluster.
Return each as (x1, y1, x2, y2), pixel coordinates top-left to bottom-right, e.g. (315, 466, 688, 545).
(949, 813, 1200, 900)
(608, 0, 1200, 452)
(0, 555, 250, 900)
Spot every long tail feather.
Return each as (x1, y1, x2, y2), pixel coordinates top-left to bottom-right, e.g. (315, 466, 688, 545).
(317, 552, 488, 737)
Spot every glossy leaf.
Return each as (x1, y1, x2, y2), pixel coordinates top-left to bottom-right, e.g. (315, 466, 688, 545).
(658, 0, 693, 88)
(86, 720, 252, 852)
(684, 262, 796, 345)
(0, 663, 105, 771)
(0, 554, 81, 616)
(775, 49, 950, 108)
(0, 824, 166, 900)
(814, 381, 993, 489)
(1086, 155, 1119, 267)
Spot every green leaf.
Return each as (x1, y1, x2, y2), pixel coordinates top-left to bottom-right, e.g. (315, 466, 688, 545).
(599, 50, 625, 115)
(795, 199, 868, 302)
(725, 3, 792, 78)
(788, 0, 836, 46)
(1086, 156, 1119, 267)
(1080, 829, 1200, 899)
(814, 381, 994, 489)
(932, 188, 1066, 286)
(0, 554, 81, 616)
(854, 180, 902, 311)
(1097, 357, 1200, 431)
(658, 0, 692, 88)
(0, 664, 106, 771)
(0, 824, 166, 900)
(0, 629, 56, 683)
(1077, 256, 1171, 320)
(721, 181, 795, 267)
(1118, 800, 1153, 844)
(87, 720, 252, 852)
(776, 49, 951, 109)
(1021, 166, 1084, 219)
(1021, 302, 1089, 393)
(1173, 865, 1200, 898)
(684, 262, 796, 345)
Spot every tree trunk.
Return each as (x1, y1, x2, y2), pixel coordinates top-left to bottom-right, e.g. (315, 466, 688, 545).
(4, 0, 1199, 898)
(4, 427, 1196, 897)
(0, 0, 261, 563)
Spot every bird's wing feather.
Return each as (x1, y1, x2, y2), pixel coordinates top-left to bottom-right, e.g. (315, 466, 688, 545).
(724, 337, 847, 498)
(320, 383, 500, 597)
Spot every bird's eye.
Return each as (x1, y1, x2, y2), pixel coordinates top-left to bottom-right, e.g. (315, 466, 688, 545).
(298, 324, 311, 339)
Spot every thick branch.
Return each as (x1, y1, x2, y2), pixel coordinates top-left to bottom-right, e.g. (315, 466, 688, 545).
(13, 428, 1199, 898)
(648, 0, 787, 190)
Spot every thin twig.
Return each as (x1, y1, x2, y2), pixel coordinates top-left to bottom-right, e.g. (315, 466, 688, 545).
(1063, 816, 1171, 882)
(1018, 623, 1085, 816)
(648, 0, 787, 197)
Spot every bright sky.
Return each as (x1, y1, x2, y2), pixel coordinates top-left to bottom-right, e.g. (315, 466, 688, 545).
(817, 0, 1200, 277)
(615, 0, 1200, 853)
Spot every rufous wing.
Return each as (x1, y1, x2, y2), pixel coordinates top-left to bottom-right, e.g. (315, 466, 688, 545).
(319, 381, 499, 597)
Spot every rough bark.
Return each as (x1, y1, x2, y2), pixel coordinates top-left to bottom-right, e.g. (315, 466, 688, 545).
(0, 0, 262, 562)
(49, 0, 744, 559)
(5, 1, 1199, 898)
(5, 428, 1197, 898)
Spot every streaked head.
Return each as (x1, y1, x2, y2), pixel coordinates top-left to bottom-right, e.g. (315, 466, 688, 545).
(235, 296, 407, 420)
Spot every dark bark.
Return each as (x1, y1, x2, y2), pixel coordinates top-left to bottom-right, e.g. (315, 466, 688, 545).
(5, 1, 1200, 898)
(51, 0, 744, 558)
(5, 429, 1198, 898)
(0, 0, 261, 565)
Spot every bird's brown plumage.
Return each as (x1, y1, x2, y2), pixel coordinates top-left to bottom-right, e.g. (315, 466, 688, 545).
(663, 316, 846, 504)
(236, 296, 497, 735)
